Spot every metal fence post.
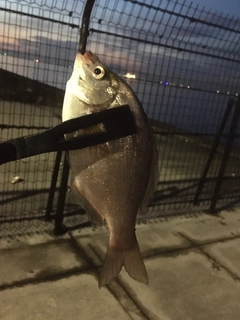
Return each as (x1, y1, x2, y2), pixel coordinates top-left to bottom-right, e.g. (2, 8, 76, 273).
(51, 0, 96, 234)
(45, 151, 62, 220)
(194, 99, 235, 205)
(54, 153, 70, 235)
(210, 97, 240, 213)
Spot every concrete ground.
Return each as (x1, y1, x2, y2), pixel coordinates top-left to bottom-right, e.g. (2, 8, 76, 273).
(1, 208, 240, 319)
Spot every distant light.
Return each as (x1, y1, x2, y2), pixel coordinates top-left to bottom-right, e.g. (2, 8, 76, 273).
(236, 93, 239, 97)
(3, 52, 7, 56)
(34, 59, 39, 63)
(216, 90, 220, 93)
(179, 84, 183, 87)
(124, 73, 136, 79)
(187, 85, 190, 89)
(165, 81, 169, 85)
(160, 81, 163, 84)
(227, 92, 230, 95)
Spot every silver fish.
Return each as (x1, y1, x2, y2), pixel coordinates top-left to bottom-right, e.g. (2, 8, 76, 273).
(62, 51, 158, 287)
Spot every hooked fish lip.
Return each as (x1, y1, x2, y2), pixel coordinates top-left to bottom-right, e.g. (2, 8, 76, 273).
(81, 51, 93, 63)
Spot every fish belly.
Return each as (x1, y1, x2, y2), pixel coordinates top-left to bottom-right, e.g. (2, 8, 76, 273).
(68, 124, 153, 286)
(69, 132, 152, 221)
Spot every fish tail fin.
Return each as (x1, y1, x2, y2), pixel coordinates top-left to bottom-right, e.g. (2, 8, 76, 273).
(99, 240, 148, 288)
(123, 242, 149, 285)
(98, 246, 123, 288)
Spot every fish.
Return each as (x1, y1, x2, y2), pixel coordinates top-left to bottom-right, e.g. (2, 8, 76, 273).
(62, 51, 158, 287)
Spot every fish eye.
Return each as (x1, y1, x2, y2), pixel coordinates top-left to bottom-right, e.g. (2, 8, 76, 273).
(92, 66, 105, 79)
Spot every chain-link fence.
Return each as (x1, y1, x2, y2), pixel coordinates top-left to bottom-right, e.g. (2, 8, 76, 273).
(1, 0, 240, 234)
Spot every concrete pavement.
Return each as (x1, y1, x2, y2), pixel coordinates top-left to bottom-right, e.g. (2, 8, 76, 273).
(1, 209, 240, 319)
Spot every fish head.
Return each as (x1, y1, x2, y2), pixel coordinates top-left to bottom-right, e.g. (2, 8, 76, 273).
(71, 51, 119, 106)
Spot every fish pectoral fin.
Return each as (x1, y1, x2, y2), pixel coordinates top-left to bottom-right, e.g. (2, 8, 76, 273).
(99, 240, 148, 288)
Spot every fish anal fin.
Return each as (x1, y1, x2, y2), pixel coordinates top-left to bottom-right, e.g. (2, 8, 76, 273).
(88, 207, 104, 226)
(99, 239, 148, 288)
(71, 182, 104, 226)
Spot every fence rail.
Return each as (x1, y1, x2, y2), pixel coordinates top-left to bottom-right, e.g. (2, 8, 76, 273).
(0, 0, 240, 234)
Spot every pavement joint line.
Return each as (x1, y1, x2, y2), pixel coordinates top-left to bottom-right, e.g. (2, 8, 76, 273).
(67, 232, 102, 282)
(0, 265, 95, 292)
(175, 231, 240, 248)
(191, 232, 240, 246)
(89, 243, 152, 320)
(105, 280, 151, 320)
(143, 245, 195, 260)
(178, 232, 240, 282)
(67, 231, 96, 266)
(142, 229, 240, 261)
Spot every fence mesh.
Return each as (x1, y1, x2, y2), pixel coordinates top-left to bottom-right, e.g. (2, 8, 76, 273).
(0, 0, 240, 233)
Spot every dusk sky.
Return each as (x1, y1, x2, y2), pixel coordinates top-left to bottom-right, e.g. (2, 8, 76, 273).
(190, 0, 240, 16)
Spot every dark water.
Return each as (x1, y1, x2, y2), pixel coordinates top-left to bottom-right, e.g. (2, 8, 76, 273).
(129, 79, 239, 142)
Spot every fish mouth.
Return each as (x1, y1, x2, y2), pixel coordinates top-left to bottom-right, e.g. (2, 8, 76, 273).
(81, 51, 93, 63)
